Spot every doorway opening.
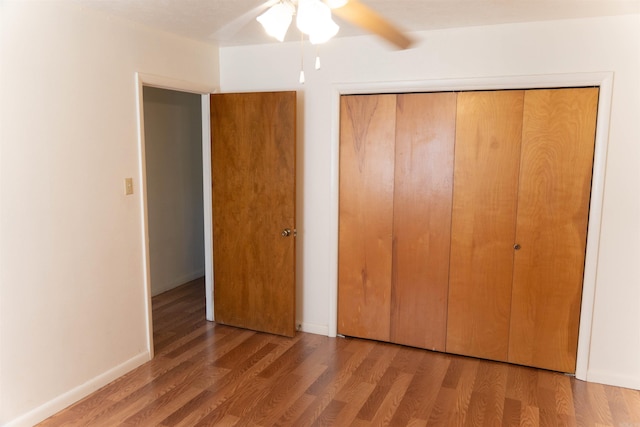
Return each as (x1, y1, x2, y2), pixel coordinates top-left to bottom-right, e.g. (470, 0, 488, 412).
(136, 72, 215, 358)
(142, 86, 205, 354)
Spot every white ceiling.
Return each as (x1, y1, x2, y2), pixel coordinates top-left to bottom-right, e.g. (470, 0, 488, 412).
(74, 0, 640, 47)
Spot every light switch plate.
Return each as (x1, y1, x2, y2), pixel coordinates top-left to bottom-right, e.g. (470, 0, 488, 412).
(125, 178, 134, 195)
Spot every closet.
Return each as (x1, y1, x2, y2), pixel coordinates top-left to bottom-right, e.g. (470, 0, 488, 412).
(338, 87, 599, 373)
(338, 92, 456, 351)
(446, 90, 524, 362)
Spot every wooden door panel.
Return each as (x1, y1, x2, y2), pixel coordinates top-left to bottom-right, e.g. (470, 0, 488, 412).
(211, 91, 296, 337)
(338, 94, 396, 341)
(447, 90, 525, 361)
(390, 92, 456, 351)
(508, 88, 598, 372)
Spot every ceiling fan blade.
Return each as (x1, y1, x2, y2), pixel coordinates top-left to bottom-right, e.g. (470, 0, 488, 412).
(329, 0, 413, 49)
(211, 0, 279, 42)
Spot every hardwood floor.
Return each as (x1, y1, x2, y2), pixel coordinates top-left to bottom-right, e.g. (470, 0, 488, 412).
(39, 279, 640, 426)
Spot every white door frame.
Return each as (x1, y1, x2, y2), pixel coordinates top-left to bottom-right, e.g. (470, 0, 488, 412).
(328, 72, 614, 381)
(135, 73, 217, 358)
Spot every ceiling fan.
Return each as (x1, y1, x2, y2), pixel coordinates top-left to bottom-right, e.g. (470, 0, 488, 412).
(322, 0, 413, 49)
(216, 0, 413, 50)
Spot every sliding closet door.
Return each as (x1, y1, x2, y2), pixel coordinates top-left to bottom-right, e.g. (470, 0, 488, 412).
(447, 90, 525, 361)
(508, 88, 598, 372)
(338, 94, 396, 341)
(390, 93, 456, 351)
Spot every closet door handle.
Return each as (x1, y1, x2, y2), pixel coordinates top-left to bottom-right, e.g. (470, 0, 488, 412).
(514, 243, 521, 250)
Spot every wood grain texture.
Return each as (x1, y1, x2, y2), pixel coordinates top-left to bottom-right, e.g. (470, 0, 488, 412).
(210, 91, 296, 337)
(508, 88, 599, 373)
(447, 90, 525, 361)
(390, 92, 456, 351)
(38, 280, 640, 427)
(338, 94, 396, 341)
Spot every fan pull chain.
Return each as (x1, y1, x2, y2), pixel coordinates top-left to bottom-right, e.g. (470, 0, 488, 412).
(299, 32, 305, 84)
(315, 45, 321, 70)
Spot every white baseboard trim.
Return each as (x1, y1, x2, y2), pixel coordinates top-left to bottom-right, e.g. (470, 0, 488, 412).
(5, 351, 151, 427)
(586, 369, 640, 391)
(151, 269, 205, 296)
(298, 321, 329, 336)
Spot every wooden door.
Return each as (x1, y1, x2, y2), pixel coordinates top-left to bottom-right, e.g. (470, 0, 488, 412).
(508, 88, 598, 372)
(447, 90, 525, 361)
(390, 92, 456, 351)
(338, 94, 396, 341)
(210, 91, 296, 337)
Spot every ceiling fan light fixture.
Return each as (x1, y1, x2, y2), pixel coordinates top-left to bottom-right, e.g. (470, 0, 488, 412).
(256, 2, 295, 42)
(307, 19, 339, 44)
(296, 0, 339, 44)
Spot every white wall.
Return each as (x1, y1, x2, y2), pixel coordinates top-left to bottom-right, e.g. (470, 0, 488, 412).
(0, 1, 218, 425)
(0, 4, 637, 425)
(219, 15, 640, 389)
(143, 87, 205, 296)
